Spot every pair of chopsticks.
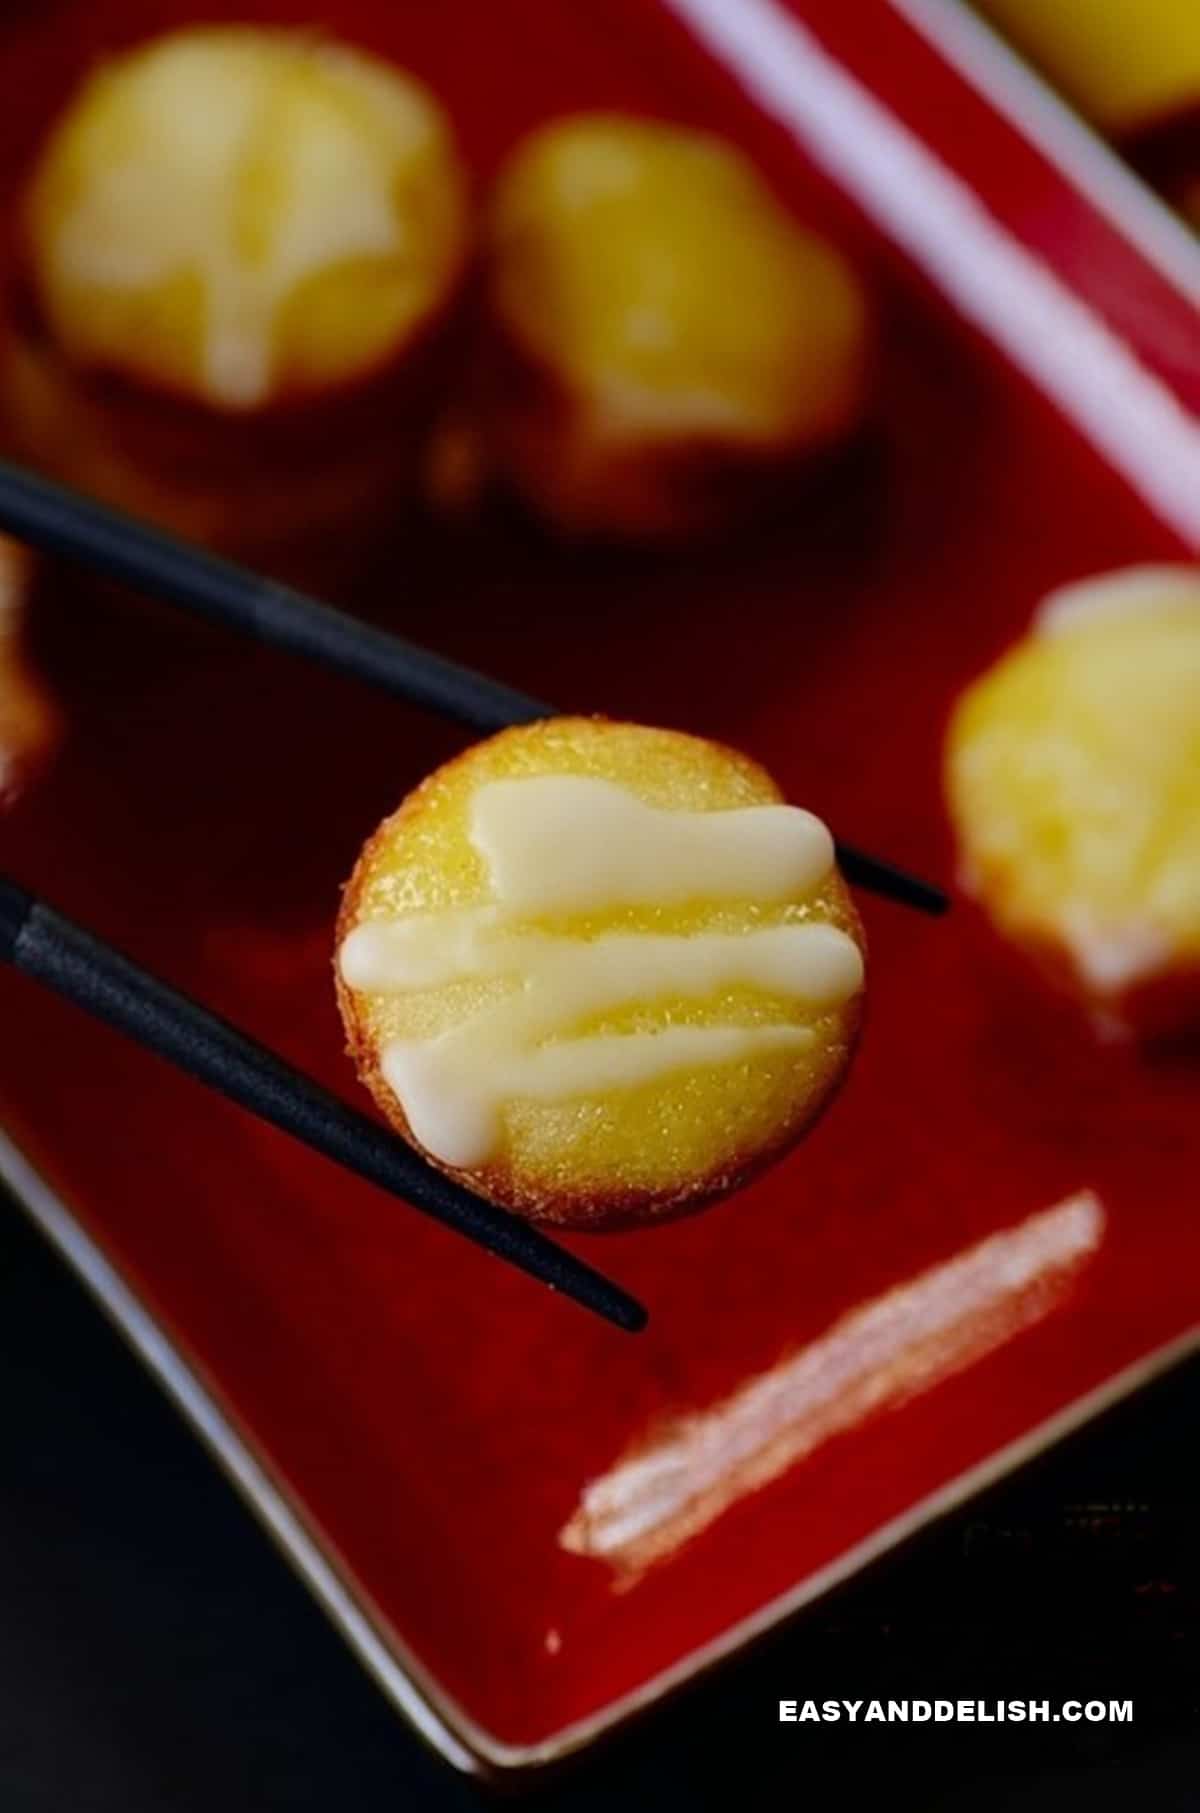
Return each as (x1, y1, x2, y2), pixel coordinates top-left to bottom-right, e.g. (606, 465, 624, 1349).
(0, 461, 947, 1334)
(0, 874, 640, 1327)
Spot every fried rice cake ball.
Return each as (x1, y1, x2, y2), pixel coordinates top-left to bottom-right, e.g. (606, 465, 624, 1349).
(4, 26, 469, 579)
(453, 115, 871, 544)
(336, 717, 866, 1228)
(945, 566, 1200, 1036)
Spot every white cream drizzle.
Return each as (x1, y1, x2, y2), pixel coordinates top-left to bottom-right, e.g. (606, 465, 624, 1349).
(46, 39, 438, 408)
(339, 773, 861, 1168)
(469, 776, 835, 911)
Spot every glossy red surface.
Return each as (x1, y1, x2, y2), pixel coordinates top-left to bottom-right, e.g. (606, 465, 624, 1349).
(1126, 102, 1200, 220)
(0, 0, 1197, 1764)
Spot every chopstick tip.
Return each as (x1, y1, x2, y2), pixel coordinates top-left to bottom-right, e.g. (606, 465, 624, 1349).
(609, 1292, 649, 1334)
(835, 842, 951, 917)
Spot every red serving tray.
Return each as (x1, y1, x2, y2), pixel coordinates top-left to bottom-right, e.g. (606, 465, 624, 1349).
(1, 0, 1198, 1775)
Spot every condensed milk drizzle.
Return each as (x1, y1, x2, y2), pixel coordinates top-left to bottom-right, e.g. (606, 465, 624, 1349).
(339, 774, 862, 1167)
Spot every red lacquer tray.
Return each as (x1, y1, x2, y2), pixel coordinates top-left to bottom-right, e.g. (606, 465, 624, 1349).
(1, 0, 1198, 1775)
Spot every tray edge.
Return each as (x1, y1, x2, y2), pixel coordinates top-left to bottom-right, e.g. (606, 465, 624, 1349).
(2, 1126, 1197, 1776)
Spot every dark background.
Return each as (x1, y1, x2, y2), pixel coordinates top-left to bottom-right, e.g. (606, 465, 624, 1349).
(0, 1184, 1197, 1812)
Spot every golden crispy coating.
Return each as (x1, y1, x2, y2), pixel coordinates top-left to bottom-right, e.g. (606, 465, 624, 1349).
(3, 27, 469, 582)
(945, 567, 1200, 1034)
(460, 115, 871, 543)
(336, 717, 866, 1228)
(973, 0, 1200, 132)
(23, 26, 468, 410)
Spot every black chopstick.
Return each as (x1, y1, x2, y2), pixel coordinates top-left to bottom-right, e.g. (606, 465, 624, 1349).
(0, 461, 552, 733)
(0, 461, 948, 915)
(0, 877, 647, 1335)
